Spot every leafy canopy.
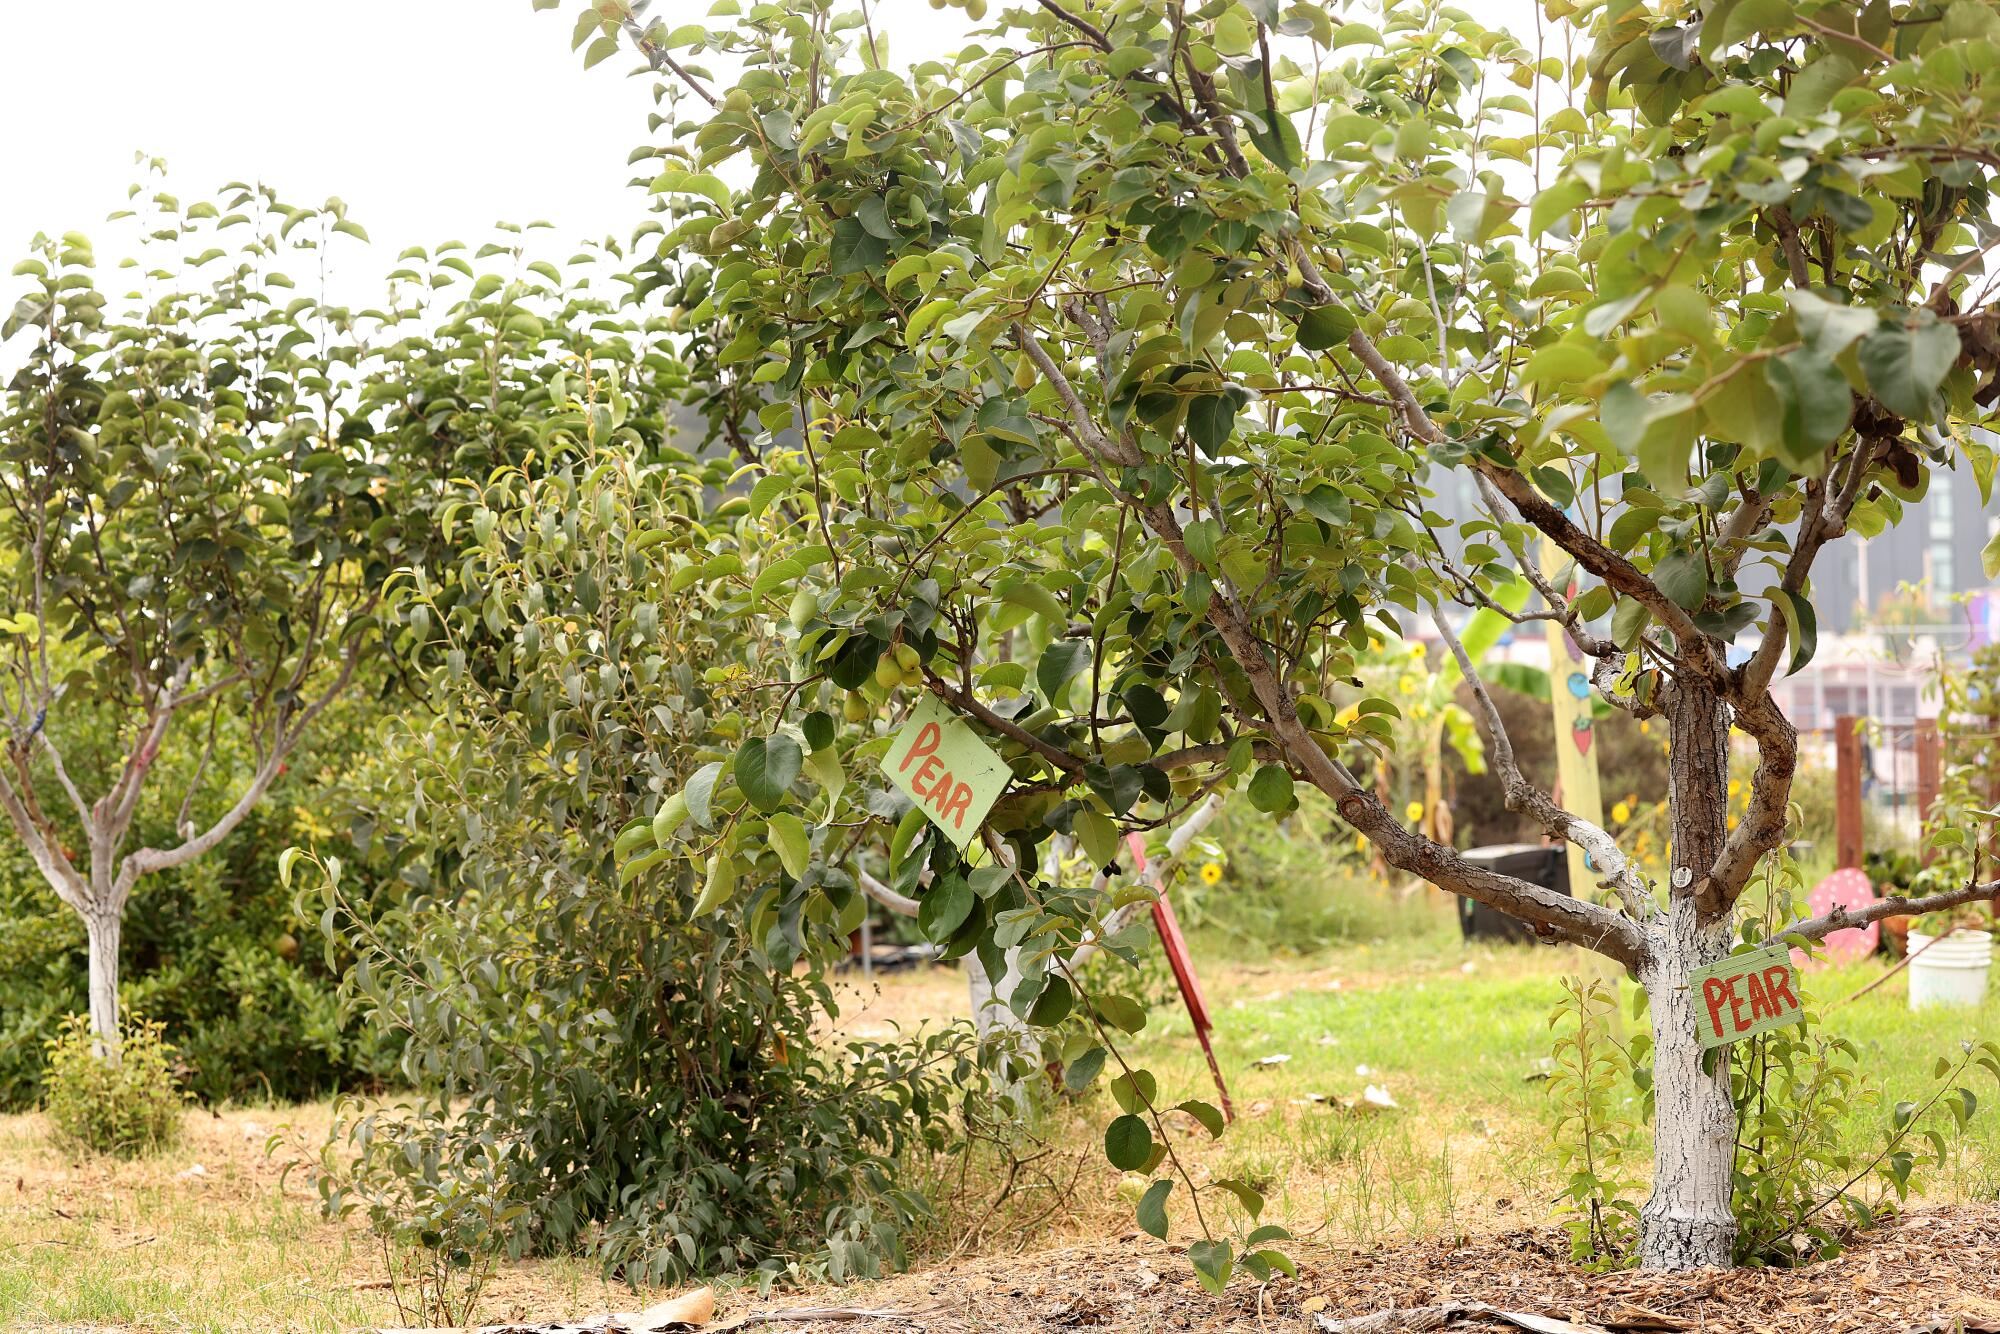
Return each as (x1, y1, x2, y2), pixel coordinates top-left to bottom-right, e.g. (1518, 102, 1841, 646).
(546, 0, 2000, 1276)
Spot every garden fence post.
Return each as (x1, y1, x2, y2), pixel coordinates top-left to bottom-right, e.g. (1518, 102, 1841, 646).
(1835, 715, 1864, 871)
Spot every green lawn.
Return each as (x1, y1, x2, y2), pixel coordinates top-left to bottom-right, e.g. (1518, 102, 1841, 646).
(1109, 907, 2000, 1244)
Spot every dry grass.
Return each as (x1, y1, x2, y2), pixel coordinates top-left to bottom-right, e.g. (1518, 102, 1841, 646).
(0, 1105, 656, 1332)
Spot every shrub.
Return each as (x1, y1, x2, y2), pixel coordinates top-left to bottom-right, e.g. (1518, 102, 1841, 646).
(42, 1013, 186, 1157)
(302, 447, 1000, 1285)
(1173, 791, 1438, 954)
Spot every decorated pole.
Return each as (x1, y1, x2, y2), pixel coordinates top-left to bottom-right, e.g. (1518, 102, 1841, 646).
(1541, 538, 1609, 903)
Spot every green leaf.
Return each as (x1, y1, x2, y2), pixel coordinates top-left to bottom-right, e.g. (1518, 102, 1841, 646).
(918, 870, 973, 941)
(1601, 382, 1695, 491)
(1653, 552, 1709, 611)
(1787, 290, 1877, 357)
(1295, 304, 1354, 351)
(735, 734, 803, 812)
(829, 217, 890, 276)
(685, 761, 724, 828)
(1767, 349, 1853, 470)
(1982, 528, 2000, 581)
(1074, 807, 1120, 868)
(1187, 1239, 1233, 1295)
(1175, 1098, 1226, 1138)
(1095, 993, 1148, 1034)
(1026, 974, 1074, 1025)
(997, 577, 1067, 624)
(1186, 393, 1238, 454)
(1065, 1047, 1107, 1092)
(766, 811, 811, 878)
(1136, 1179, 1172, 1239)
(1104, 1114, 1153, 1170)
(1858, 321, 1960, 419)
(1246, 764, 1294, 813)
(692, 853, 736, 915)
(1771, 588, 1819, 676)
(1212, 1177, 1265, 1218)
(1037, 638, 1090, 703)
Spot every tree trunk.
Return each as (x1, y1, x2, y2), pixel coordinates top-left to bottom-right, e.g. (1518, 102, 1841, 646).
(83, 905, 124, 1062)
(1638, 683, 1736, 1269)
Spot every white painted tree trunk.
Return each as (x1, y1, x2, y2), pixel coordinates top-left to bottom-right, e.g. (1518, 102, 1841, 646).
(1637, 682, 1737, 1269)
(964, 949, 1031, 1046)
(1637, 899, 1736, 1268)
(83, 906, 123, 1061)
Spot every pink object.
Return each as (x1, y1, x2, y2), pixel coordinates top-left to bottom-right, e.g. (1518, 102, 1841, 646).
(1793, 867, 1879, 968)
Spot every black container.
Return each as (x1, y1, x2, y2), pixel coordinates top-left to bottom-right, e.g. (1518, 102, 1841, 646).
(1456, 843, 1571, 942)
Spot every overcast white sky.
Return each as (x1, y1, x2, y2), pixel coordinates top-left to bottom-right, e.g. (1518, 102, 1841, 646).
(0, 1, 998, 370)
(0, 3, 993, 263)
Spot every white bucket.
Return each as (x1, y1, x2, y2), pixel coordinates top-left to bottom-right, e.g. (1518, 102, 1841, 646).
(1907, 930, 1993, 1010)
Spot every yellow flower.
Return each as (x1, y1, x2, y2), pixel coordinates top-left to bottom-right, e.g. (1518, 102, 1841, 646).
(1639, 720, 1651, 735)
(1200, 861, 1223, 886)
(1405, 801, 1425, 824)
(1728, 778, 1742, 797)
(1409, 641, 1426, 660)
(1611, 801, 1631, 824)
(1353, 834, 1367, 853)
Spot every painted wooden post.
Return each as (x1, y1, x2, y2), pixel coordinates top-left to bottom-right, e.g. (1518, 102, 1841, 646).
(1541, 539, 1607, 903)
(1915, 718, 1940, 866)
(1834, 715, 1864, 871)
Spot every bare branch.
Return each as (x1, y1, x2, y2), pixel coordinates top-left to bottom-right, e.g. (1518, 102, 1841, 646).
(119, 641, 363, 891)
(855, 867, 920, 917)
(1783, 879, 1999, 943)
(0, 763, 88, 910)
(923, 672, 1083, 777)
(1149, 739, 1283, 770)
(1431, 604, 1661, 928)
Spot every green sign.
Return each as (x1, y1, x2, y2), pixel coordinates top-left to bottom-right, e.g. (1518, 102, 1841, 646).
(1688, 942, 1803, 1050)
(881, 697, 1012, 850)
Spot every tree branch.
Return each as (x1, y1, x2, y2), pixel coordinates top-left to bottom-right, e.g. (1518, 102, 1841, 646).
(1431, 604, 1661, 928)
(0, 763, 88, 910)
(924, 672, 1084, 777)
(118, 641, 363, 892)
(1783, 879, 1999, 944)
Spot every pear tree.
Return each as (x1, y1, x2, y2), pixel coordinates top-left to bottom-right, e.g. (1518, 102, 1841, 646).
(568, 0, 2000, 1271)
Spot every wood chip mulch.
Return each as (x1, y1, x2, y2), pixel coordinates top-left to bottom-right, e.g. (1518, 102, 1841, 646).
(716, 1203, 2000, 1333)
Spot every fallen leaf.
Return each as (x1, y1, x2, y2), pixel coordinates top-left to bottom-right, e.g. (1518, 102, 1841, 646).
(638, 1286, 716, 1329)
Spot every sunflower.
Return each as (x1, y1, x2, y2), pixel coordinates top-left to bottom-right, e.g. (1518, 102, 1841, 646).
(1611, 800, 1632, 824)
(1199, 861, 1223, 885)
(1405, 800, 1425, 824)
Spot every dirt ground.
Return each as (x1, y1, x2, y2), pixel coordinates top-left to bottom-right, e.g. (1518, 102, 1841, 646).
(705, 1207, 2000, 1334)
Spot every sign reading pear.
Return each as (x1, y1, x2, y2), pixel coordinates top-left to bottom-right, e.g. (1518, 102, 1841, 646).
(1687, 942, 1803, 1050)
(881, 697, 1012, 850)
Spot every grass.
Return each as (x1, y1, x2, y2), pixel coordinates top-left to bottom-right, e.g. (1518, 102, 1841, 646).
(0, 1105, 649, 1332)
(2, 899, 1995, 1329)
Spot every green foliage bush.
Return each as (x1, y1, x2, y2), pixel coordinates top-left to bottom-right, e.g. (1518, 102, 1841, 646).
(1173, 791, 1438, 953)
(303, 445, 1000, 1285)
(42, 1012, 186, 1157)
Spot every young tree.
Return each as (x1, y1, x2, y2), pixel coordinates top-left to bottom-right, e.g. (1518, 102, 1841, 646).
(0, 184, 387, 1057)
(568, 0, 2000, 1270)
